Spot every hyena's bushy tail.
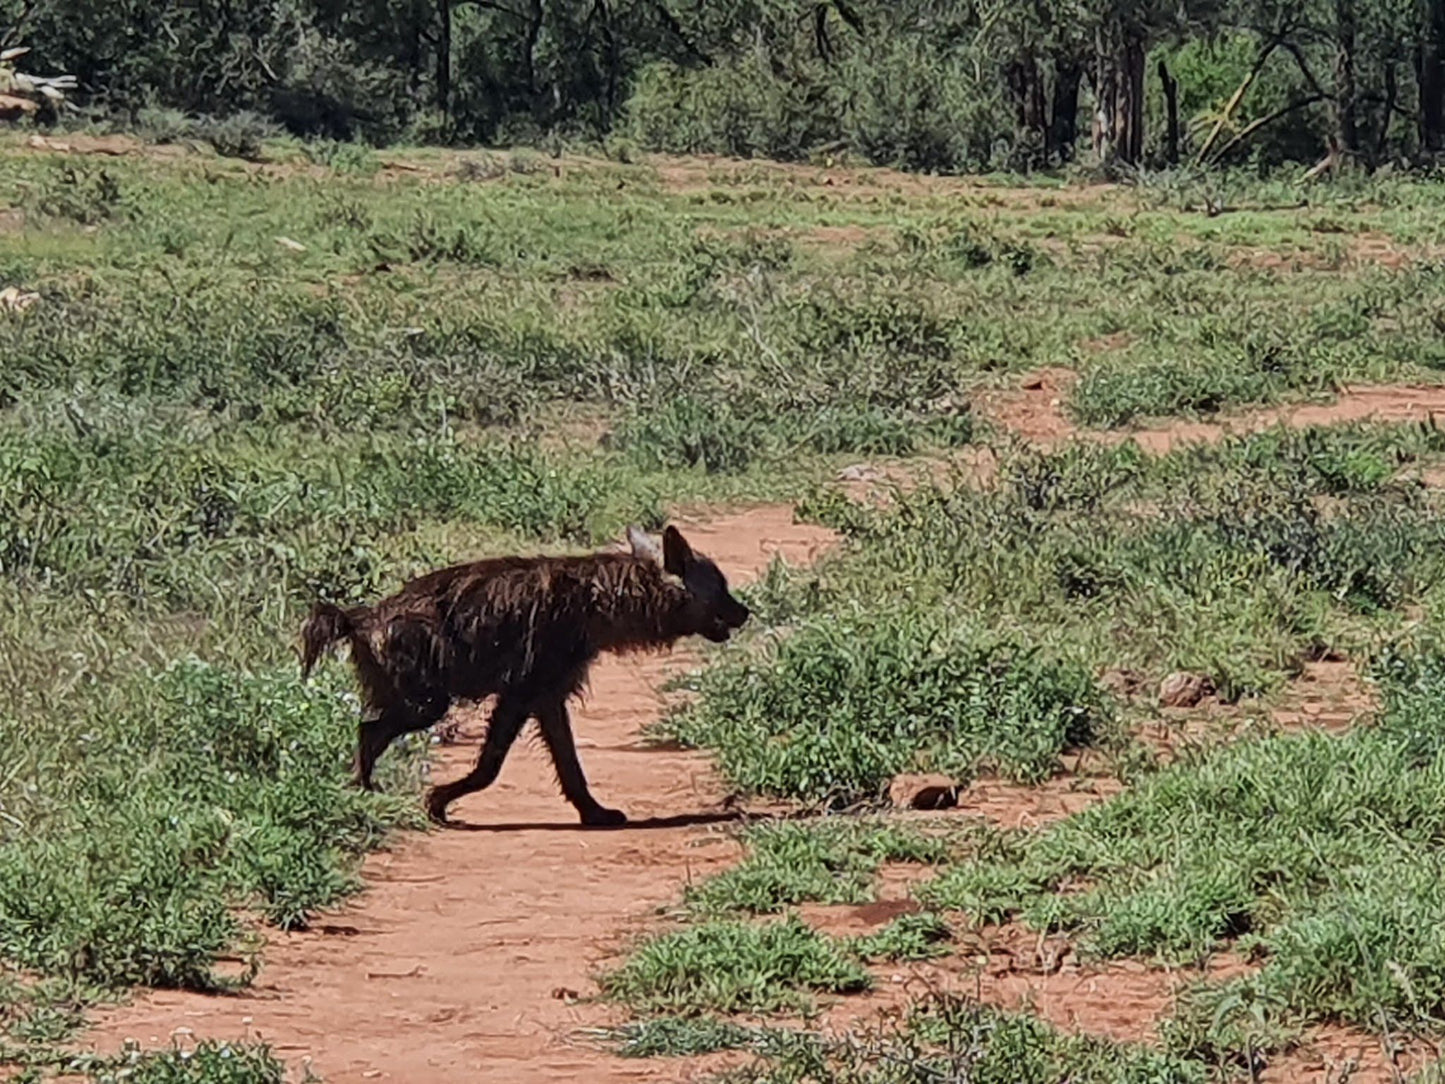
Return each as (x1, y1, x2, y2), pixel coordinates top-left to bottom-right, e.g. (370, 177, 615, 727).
(300, 602, 356, 679)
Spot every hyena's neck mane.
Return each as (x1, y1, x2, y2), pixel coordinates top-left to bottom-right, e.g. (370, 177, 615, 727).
(581, 553, 695, 655)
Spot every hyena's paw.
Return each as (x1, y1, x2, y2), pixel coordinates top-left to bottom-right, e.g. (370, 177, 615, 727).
(580, 804, 628, 828)
(424, 790, 454, 826)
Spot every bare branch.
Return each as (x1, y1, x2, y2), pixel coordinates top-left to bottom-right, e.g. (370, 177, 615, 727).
(1193, 34, 1283, 166)
(1280, 39, 1327, 100)
(1210, 94, 1327, 164)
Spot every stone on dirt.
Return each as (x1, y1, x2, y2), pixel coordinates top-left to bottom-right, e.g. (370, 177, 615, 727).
(1158, 671, 1215, 708)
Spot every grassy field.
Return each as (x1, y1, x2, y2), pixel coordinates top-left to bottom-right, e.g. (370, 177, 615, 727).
(5, 131, 1445, 1080)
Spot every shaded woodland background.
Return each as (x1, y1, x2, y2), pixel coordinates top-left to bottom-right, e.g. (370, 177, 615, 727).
(6, 2, 1445, 172)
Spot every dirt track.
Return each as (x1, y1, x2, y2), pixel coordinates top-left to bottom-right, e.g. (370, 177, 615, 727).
(83, 507, 837, 1083)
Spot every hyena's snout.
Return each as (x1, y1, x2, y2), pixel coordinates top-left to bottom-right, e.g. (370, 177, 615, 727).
(725, 597, 750, 630)
(704, 595, 750, 642)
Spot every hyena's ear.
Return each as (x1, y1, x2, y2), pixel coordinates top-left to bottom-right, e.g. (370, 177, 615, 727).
(627, 525, 663, 565)
(662, 525, 694, 577)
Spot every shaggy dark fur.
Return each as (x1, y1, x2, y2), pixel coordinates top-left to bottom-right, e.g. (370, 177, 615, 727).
(300, 525, 750, 827)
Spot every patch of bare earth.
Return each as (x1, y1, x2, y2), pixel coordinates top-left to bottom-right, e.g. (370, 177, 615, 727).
(796, 863, 936, 937)
(1260, 1028, 1438, 1083)
(980, 367, 1445, 454)
(1131, 658, 1376, 767)
(80, 505, 838, 1084)
(1227, 232, 1443, 272)
(647, 154, 1121, 208)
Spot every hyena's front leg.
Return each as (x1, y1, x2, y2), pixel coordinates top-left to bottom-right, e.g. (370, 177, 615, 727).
(537, 697, 626, 827)
(425, 692, 527, 825)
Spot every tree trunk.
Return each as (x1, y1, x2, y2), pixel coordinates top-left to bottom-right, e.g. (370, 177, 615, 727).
(1120, 31, 1145, 163)
(1420, 0, 1445, 153)
(1333, 0, 1358, 159)
(525, 0, 544, 97)
(1092, 28, 1115, 162)
(596, 0, 619, 117)
(1159, 57, 1179, 165)
(1050, 56, 1082, 162)
(436, 0, 452, 115)
(1376, 60, 1397, 162)
(408, 0, 423, 96)
(1093, 28, 1146, 166)
(1006, 53, 1047, 164)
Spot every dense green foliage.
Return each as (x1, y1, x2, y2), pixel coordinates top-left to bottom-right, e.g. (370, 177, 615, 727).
(10, 0, 1445, 171)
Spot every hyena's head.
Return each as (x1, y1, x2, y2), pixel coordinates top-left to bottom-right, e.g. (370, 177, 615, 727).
(628, 524, 751, 643)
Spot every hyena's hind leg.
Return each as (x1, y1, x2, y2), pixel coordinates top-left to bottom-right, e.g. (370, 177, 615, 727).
(354, 696, 448, 792)
(537, 697, 626, 828)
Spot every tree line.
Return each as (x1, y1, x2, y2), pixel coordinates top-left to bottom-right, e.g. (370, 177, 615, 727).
(5, 0, 1443, 172)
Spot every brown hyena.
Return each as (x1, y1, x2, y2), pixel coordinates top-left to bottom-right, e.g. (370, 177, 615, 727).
(299, 525, 750, 827)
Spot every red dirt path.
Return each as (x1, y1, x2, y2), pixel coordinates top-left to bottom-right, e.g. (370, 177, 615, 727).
(982, 367, 1445, 453)
(80, 506, 838, 1083)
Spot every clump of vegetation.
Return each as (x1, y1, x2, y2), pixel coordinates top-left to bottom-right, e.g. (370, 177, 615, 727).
(684, 819, 949, 915)
(607, 1014, 776, 1058)
(852, 912, 953, 962)
(659, 611, 1109, 807)
(598, 915, 871, 1014)
(86, 1039, 290, 1084)
(683, 994, 1208, 1084)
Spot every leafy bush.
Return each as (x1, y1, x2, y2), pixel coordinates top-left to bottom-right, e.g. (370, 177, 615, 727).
(623, 55, 839, 162)
(660, 611, 1109, 807)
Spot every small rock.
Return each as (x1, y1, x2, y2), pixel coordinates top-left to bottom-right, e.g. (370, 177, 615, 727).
(888, 773, 959, 810)
(1021, 376, 1046, 391)
(836, 463, 880, 483)
(1158, 671, 1214, 708)
(551, 986, 580, 1002)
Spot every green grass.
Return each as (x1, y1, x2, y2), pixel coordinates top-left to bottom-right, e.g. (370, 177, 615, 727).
(916, 641, 1445, 1045)
(597, 915, 871, 1015)
(683, 819, 951, 915)
(693, 994, 1208, 1084)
